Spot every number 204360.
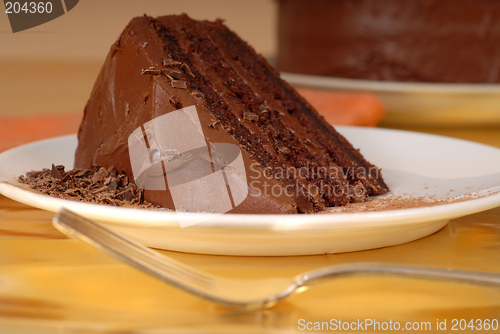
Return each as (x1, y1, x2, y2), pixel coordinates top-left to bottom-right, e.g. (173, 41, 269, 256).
(451, 319, 498, 331)
(5, 2, 53, 14)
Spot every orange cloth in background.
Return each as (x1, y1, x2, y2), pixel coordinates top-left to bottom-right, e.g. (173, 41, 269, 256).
(0, 90, 384, 152)
(296, 88, 385, 127)
(0, 113, 82, 153)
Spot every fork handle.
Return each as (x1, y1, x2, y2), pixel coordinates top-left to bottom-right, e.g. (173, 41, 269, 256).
(296, 262, 500, 287)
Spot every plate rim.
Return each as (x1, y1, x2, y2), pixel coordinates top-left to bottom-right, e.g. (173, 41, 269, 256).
(281, 72, 500, 94)
(1, 127, 500, 231)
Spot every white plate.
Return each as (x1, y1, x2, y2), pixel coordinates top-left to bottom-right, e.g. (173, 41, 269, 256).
(282, 72, 500, 126)
(1, 127, 500, 256)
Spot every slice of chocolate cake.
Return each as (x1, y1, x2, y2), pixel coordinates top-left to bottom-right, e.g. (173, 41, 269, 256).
(75, 14, 389, 214)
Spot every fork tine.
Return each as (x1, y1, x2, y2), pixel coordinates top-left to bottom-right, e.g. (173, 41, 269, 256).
(53, 208, 216, 291)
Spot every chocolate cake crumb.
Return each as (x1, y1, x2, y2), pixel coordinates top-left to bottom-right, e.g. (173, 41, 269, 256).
(17, 165, 162, 209)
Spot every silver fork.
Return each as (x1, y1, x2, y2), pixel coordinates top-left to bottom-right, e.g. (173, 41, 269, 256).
(52, 208, 500, 311)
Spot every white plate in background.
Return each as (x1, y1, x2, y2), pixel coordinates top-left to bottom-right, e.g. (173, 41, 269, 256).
(282, 72, 500, 126)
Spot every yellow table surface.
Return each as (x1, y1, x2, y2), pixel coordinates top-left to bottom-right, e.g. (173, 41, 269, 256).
(1, 61, 500, 333)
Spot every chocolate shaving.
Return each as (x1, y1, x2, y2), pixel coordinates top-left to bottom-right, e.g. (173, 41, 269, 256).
(170, 79, 187, 89)
(163, 69, 183, 80)
(116, 187, 136, 201)
(141, 67, 162, 75)
(243, 110, 259, 122)
(91, 167, 108, 183)
(125, 100, 130, 115)
(162, 58, 182, 67)
(169, 96, 181, 108)
(181, 63, 195, 78)
(119, 175, 128, 187)
(221, 90, 237, 99)
(277, 147, 291, 155)
(103, 177, 111, 186)
(107, 166, 118, 177)
(92, 185, 110, 194)
(258, 105, 269, 113)
(108, 180, 118, 191)
(74, 170, 87, 177)
(191, 90, 205, 99)
(17, 165, 161, 209)
(220, 60, 231, 68)
(304, 138, 319, 148)
(51, 164, 64, 179)
(275, 109, 286, 116)
(105, 198, 118, 206)
(64, 189, 80, 197)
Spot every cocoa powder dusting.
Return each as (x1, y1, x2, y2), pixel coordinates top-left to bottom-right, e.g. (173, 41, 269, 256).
(327, 190, 500, 214)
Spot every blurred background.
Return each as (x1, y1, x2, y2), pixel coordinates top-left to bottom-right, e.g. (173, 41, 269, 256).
(0, 0, 277, 116)
(1, 0, 499, 146)
(1, 0, 277, 62)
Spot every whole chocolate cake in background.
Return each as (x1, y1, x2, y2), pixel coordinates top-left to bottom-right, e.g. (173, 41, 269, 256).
(276, 0, 500, 83)
(75, 14, 389, 215)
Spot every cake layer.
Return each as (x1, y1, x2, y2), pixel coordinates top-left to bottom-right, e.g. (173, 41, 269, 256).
(277, 0, 500, 83)
(75, 14, 389, 214)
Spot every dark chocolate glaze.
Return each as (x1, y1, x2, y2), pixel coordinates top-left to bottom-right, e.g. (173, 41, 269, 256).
(75, 14, 389, 214)
(277, 0, 500, 83)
